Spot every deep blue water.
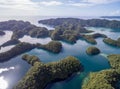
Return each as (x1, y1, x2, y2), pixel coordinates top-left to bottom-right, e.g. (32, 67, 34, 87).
(0, 16, 120, 89)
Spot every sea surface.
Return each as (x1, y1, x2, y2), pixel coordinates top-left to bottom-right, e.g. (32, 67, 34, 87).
(0, 16, 120, 89)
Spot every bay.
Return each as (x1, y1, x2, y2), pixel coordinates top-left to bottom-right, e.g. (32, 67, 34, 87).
(0, 16, 120, 89)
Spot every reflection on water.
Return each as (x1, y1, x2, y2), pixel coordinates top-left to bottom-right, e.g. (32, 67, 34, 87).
(39, 24, 54, 30)
(19, 35, 51, 44)
(0, 24, 120, 89)
(0, 76, 8, 89)
(0, 67, 15, 74)
(0, 45, 15, 53)
(0, 31, 13, 45)
(100, 53, 108, 58)
(86, 27, 120, 40)
(0, 56, 30, 89)
(0, 31, 14, 53)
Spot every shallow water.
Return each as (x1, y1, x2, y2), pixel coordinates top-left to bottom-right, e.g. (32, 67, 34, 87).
(86, 27, 120, 40)
(0, 17, 120, 89)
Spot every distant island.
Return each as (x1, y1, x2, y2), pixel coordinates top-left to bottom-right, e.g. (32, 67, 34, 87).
(39, 18, 120, 29)
(0, 20, 108, 44)
(101, 16, 120, 19)
(0, 18, 120, 63)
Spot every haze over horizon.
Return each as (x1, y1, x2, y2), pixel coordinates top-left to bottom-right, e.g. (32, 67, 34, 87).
(0, 0, 120, 16)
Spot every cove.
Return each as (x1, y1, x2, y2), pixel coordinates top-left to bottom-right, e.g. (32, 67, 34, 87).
(0, 27, 120, 89)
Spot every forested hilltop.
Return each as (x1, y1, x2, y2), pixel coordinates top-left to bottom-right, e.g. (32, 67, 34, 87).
(14, 54, 83, 89)
(39, 18, 120, 29)
(82, 54, 120, 89)
(101, 16, 120, 19)
(0, 18, 120, 89)
(0, 20, 107, 44)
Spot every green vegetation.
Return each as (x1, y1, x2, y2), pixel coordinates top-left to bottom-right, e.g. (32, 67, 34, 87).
(82, 69, 119, 89)
(108, 54, 120, 74)
(0, 20, 34, 31)
(22, 54, 40, 66)
(83, 33, 107, 44)
(61, 30, 80, 43)
(50, 24, 92, 43)
(92, 33, 107, 38)
(50, 24, 107, 44)
(83, 35, 97, 44)
(103, 38, 120, 47)
(0, 41, 62, 62)
(0, 42, 36, 62)
(82, 54, 120, 89)
(28, 27, 49, 38)
(51, 29, 63, 40)
(14, 55, 83, 89)
(0, 20, 49, 39)
(0, 20, 108, 44)
(118, 38, 120, 41)
(11, 27, 49, 40)
(39, 18, 120, 29)
(101, 16, 120, 19)
(86, 46, 100, 55)
(0, 30, 5, 36)
(11, 30, 26, 39)
(37, 41, 62, 53)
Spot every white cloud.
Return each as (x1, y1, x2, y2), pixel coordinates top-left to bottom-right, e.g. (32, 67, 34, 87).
(69, 3, 93, 7)
(0, 76, 8, 89)
(0, 0, 39, 10)
(0, 0, 42, 16)
(0, 0, 64, 15)
(69, 0, 120, 7)
(110, 10, 120, 15)
(82, 0, 120, 4)
(39, 1, 63, 6)
(0, 67, 15, 74)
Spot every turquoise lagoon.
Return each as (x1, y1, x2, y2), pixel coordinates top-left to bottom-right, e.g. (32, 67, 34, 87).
(0, 20, 120, 89)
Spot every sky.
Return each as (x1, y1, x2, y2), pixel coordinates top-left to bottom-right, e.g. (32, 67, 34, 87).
(0, 0, 120, 16)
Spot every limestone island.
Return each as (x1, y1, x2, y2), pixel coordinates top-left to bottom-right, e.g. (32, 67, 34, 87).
(0, 42, 35, 62)
(22, 54, 41, 66)
(39, 18, 115, 44)
(39, 18, 120, 29)
(82, 54, 120, 89)
(50, 23, 92, 44)
(86, 46, 100, 55)
(36, 41, 62, 53)
(103, 38, 120, 47)
(0, 41, 62, 62)
(50, 25, 107, 44)
(0, 20, 109, 44)
(14, 54, 84, 89)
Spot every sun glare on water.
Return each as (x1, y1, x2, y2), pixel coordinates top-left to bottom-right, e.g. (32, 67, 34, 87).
(0, 76, 8, 89)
